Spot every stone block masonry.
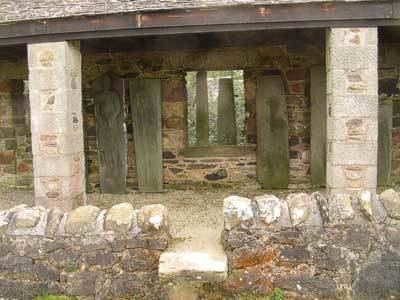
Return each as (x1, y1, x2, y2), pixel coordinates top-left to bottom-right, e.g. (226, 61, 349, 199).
(0, 203, 169, 299)
(0, 79, 32, 189)
(28, 41, 86, 210)
(326, 28, 378, 196)
(221, 190, 400, 299)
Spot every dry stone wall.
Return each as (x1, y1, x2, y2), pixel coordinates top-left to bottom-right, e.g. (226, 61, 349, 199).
(221, 190, 400, 299)
(0, 203, 169, 299)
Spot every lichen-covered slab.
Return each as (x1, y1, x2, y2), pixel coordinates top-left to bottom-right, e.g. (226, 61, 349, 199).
(377, 98, 392, 186)
(256, 75, 289, 188)
(93, 73, 127, 194)
(129, 78, 163, 192)
(310, 66, 327, 186)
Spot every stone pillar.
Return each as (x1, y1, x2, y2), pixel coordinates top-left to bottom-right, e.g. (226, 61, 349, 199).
(217, 77, 237, 145)
(28, 41, 86, 211)
(326, 28, 378, 196)
(195, 71, 209, 146)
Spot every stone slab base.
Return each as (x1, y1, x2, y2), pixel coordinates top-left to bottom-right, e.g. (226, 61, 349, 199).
(159, 226, 227, 283)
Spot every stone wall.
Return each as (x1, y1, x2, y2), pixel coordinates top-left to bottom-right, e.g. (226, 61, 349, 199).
(221, 190, 400, 299)
(0, 79, 33, 189)
(82, 41, 323, 190)
(379, 43, 400, 180)
(0, 203, 169, 299)
(1, 38, 400, 190)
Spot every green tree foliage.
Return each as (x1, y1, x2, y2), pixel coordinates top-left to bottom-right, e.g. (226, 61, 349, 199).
(186, 70, 246, 146)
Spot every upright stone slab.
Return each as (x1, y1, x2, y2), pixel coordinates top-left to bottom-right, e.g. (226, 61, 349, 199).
(93, 73, 127, 194)
(256, 76, 289, 189)
(129, 79, 163, 192)
(378, 98, 392, 186)
(311, 66, 327, 186)
(217, 78, 237, 145)
(195, 71, 209, 147)
(326, 28, 378, 196)
(28, 41, 85, 211)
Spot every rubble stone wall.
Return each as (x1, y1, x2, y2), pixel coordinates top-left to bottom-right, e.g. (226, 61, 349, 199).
(379, 43, 400, 180)
(221, 190, 400, 299)
(0, 203, 169, 299)
(0, 74, 33, 190)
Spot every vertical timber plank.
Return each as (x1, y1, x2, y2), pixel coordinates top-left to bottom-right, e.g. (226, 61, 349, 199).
(129, 78, 163, 192)
(310, 66, 327, 186)
(195, 71, 209, 146)
(378, 98, 392, 186)
(217, 77, 237, 145)
(93, 73, 127, 194)
(256, 75, 289, 189)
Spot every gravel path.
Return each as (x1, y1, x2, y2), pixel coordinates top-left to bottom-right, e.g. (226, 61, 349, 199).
(0, 184, 324, 238)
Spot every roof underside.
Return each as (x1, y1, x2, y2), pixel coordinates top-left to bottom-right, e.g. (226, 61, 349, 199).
(0, 0, 382, 24)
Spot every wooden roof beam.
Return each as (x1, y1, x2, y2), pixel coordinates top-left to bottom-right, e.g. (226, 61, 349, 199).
(0, 0, 399, 46)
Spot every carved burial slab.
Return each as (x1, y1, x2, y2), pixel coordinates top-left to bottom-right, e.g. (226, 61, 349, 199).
(93, 73, 127, 194)
(256, 75, 289, 189)
(129, 78, 163, 192)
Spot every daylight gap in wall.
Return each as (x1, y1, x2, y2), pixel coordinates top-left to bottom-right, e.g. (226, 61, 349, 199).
(186, 70, 245, 147)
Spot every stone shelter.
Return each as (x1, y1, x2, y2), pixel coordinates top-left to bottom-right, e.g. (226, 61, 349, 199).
(0, 0, 399, 299)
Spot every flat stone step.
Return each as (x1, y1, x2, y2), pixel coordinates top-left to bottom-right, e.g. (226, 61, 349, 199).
(159, 226, 227, 283)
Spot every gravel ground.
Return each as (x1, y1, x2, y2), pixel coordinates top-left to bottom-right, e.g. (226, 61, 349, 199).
(0, 184, 324, 238)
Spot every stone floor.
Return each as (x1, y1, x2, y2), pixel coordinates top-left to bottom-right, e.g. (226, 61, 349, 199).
(0, 183, 324, 238)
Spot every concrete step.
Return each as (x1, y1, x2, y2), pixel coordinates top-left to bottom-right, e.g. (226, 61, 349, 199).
(158, 226, 227, 283)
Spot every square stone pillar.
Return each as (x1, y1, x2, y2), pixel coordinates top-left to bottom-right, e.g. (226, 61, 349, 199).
(28, 41, 86, 211)
(326, 28, 378, 196)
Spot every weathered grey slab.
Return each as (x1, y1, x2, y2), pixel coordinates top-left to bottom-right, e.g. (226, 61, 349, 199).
(129, 78, 163, 192)
(256, 75, 289, 189)
(310, 66, 327, 187)
(93, 73, 127, 194)
(217, 78, 237, 145)
(195, 71, 209, 147)
(378, 98, 392, 186)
